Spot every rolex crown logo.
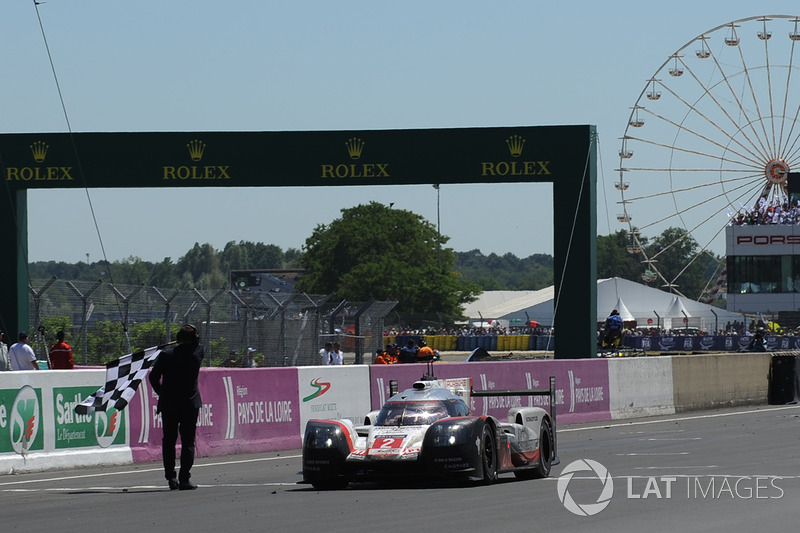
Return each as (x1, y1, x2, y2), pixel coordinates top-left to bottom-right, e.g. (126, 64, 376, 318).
(30, 140, 49, 163)
(187, 139, 206, 161)
(506, 135, 525, 158)
(345, 137, 365, 160)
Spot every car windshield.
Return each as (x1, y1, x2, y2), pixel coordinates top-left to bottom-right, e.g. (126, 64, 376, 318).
(374, 401, 453, 427)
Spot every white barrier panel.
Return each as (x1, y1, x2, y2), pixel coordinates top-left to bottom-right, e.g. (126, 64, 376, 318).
(608, 356, 676, 419)
(297, 365, 371, 435)
(0, 369, 133, 474)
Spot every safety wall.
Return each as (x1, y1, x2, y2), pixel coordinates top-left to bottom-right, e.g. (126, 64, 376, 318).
(608, 356, 676, 419)
(669, 352, 771, 411)
(91, 365, 373, 464)
(0, 353, 773, 474)
(0, 369, 132, 474)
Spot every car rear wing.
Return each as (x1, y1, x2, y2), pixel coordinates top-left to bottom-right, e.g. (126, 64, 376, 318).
(469, 376, 557, 425)
(470, 375, 558, 461)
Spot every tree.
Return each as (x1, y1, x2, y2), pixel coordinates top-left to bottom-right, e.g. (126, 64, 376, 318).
(176, 243, 224, 289)
(454, 249, 553, 290)
(644, 227, 712, 299)
(296, 202, 480, 317)
(597, 229, 648, 282)
(219, 241, 285, 271)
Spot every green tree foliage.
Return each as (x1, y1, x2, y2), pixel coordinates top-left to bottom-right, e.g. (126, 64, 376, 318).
(454, 249, 554, 290)
(644, 227, 721, 300)
(30, 241, 300, 290)
(86, 320, 127, 364)
(597, 229, 648, 282)
(295, 202, 481, 317)
(219, 241, 285, 271)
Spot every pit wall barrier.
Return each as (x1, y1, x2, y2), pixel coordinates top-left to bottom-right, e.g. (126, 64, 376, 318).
(0, 369, 132, 474)
(0, 352, 772, 474)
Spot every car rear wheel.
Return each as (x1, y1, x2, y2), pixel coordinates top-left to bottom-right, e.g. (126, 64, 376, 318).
(481, 424, 497, 484)
(515, 420, 552, 480)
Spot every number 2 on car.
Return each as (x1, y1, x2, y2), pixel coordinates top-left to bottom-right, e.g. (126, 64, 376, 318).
(370, 436, 405, 454)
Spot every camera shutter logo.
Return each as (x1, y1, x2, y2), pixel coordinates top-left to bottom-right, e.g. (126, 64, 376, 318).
(557, 459, 614, 516)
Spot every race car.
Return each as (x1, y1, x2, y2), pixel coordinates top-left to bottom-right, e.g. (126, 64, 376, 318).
(302, 373, 559, 489)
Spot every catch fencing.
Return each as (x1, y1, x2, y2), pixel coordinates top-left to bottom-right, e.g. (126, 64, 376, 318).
(27, 277, 397, 367)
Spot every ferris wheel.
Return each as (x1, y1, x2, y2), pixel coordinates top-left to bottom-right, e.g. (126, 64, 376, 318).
(617, 15, 800, 298)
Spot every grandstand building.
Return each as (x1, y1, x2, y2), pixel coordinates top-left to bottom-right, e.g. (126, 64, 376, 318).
(726, 224, 800, 313)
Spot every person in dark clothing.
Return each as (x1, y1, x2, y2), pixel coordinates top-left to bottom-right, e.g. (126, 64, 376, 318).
(399, 339, 419, 363)
(602, 309, 623, 348)
(148, 324, 204, 491)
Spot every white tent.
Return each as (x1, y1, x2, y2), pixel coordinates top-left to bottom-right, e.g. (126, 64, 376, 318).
(664, 295, 691, 318)
(614, 297, 635, 322)
(461, 277, 745, 333)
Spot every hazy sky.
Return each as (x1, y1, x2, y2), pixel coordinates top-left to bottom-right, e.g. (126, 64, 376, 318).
(3, 0, 798, 264)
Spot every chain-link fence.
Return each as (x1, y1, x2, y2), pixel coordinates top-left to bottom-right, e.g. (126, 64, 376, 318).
(28, 277, 397, 367)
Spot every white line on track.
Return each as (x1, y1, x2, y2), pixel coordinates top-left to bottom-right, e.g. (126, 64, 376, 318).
(559, 404, 800, 432)
(616, 452, 690, 456)
(2, 482, 300, 493)
(0, 453, 303, 487)
(642, 437, 702, 441)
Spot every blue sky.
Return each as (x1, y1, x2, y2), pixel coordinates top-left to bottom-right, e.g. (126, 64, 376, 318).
(3, 1, 799, 264)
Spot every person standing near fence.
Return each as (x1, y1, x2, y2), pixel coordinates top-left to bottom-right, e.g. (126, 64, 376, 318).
(9, 332, 39, 370)
(49, 330, 74, 369)
(148, 324, 204, 491)
(319, 341, 334, 365)
(0, 331, 10, 371)
(330, 341, 344, 365)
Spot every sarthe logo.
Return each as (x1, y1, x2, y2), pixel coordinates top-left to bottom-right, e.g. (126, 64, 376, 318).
(10, 386, 40, 455)
(302, 378, 331, 402)
(557, 459, 614, 516)
(95, 409, 121, 448)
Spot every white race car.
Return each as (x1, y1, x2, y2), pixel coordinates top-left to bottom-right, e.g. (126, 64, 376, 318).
(302, 373, 558, 489)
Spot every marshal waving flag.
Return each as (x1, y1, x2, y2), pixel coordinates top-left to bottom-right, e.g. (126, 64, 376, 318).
(75, 344, 170, 415)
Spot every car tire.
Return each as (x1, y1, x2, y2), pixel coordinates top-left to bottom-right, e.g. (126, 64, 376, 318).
(480, 424, 497, 484)
(515, 420, 552, 480)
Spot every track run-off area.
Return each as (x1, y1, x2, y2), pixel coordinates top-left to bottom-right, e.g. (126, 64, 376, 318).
(2, 403, 798, 533)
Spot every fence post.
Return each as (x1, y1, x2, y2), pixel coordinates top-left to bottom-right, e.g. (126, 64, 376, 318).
(65, 279, 103, 364)
(193, 287, 227, 360)
(110, 283, 145, 353)
(29, 276, 57, 358)
(152, 287, 180, 343)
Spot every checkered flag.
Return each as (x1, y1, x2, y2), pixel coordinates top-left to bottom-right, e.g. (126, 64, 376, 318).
(75, 344, 169, 415)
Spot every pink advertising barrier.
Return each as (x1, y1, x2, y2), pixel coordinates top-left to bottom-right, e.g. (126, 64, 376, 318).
(369, 359, 610, 425)
(128, 367, 301, 463)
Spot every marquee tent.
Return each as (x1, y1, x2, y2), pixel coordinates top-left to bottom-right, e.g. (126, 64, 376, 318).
(461, 277, 745, 333)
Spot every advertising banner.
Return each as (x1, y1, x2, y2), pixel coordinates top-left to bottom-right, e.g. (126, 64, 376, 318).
(129, 367, 302, 463)
(369, 359, 610, 425)
(297, 366, 371, 434)
(0, 385, 44, 454)
(52, 386, 126, 449)
(627, 335, 792, 352)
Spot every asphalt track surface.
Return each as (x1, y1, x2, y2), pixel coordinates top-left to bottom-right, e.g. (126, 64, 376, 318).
(2, 404, 799, 533)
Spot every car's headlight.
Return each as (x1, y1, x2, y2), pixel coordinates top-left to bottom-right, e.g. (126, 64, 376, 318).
(305, 425, 340, 449)
(429, 423, 468, 446)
